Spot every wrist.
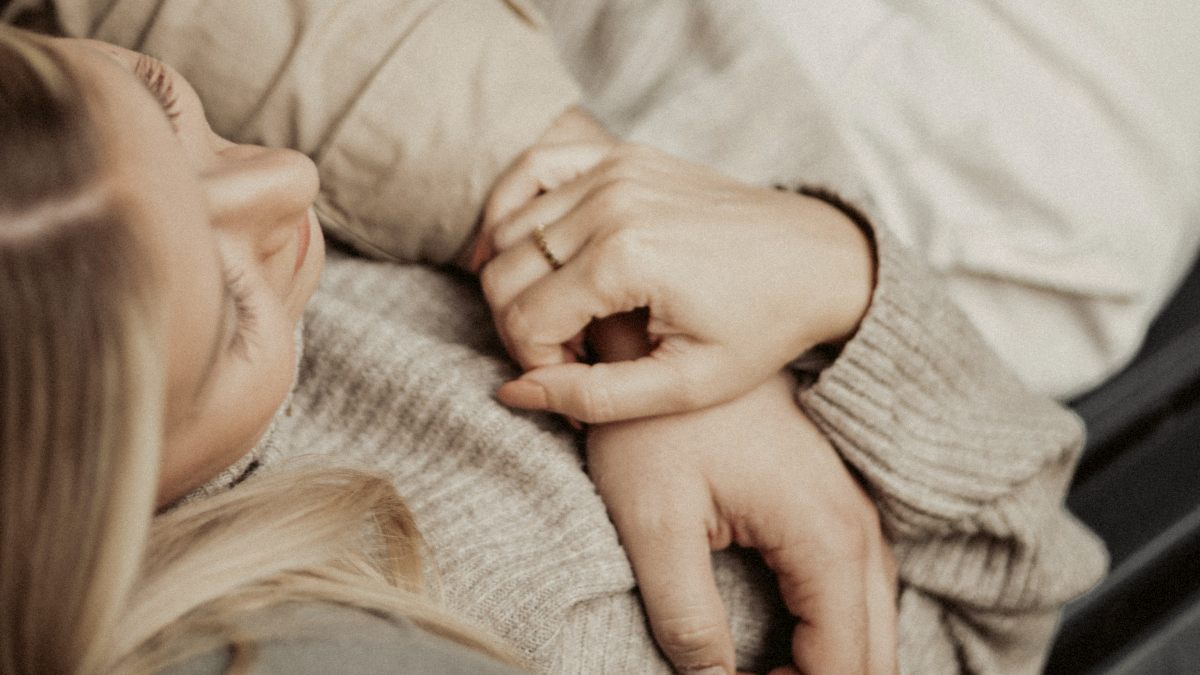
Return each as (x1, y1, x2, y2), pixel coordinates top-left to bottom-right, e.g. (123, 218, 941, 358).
(789, 185, 877, 349)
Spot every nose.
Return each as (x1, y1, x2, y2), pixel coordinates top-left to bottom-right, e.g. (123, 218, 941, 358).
(203, 143, 319, 253)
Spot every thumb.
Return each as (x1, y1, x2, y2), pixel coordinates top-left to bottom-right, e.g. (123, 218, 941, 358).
(496, 350, 723, 424)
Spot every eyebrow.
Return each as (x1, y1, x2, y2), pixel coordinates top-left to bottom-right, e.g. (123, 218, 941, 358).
(194, 281, 232, 403)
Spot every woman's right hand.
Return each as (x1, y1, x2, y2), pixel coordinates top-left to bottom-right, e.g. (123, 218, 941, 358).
(478, 144, 875, 423)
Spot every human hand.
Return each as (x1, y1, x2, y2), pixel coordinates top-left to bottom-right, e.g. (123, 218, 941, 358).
(478, 144, 875, 423)
(461, 106, 616, 271)
(587, 370, 898, 674)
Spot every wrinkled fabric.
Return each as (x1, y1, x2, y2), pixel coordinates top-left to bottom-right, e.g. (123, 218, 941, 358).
(750, 0, 1200, 397)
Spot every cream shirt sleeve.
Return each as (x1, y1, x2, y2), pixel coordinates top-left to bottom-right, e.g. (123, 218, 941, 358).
(53, 0, 581, 265)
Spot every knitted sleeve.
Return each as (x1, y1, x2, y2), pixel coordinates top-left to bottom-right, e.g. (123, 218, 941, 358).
(796, 221, 1109, 672)
(55, 0, 580, 265)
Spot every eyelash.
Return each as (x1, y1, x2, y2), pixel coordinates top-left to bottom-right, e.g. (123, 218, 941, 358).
(133, 55, 182, 125)
(223, 267, 257, 356)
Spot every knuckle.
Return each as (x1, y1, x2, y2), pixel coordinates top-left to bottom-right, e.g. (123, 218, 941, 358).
(653, 614, 726, 662)
(599, 226, 650, 270)
(592, 177, 636, 215)
(500, 299, 535, 347)
(581, 244, 622, 299)
(493, 220, 531, 253)
(490, 217, 514, 242)
(571, 371, 614, 423)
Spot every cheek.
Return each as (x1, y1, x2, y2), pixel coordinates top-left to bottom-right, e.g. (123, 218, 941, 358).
(157, 320, 298, 504)
(212, 342, 296, 457)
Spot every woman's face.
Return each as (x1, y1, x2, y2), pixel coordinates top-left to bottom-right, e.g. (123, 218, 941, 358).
(50, 37, 325, 505)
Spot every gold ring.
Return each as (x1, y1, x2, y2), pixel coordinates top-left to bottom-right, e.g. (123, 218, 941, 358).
(532, 224, 563, 270)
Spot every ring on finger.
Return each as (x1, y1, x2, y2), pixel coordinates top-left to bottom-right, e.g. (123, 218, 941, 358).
(532, 223, 564, 270)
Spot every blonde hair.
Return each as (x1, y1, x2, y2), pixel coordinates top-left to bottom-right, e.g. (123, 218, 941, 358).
(0, 26, 518, 674)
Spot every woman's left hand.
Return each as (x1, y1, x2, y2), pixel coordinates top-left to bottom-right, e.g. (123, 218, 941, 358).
(587, 370, 899, 675)
(477, 144, 875, 424)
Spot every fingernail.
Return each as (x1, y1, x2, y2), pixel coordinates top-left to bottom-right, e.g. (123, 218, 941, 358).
(497, 379, 548, 409)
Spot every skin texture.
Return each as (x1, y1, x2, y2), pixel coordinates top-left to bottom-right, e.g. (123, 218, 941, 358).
(48, 37, 325, 506)
(477, 121, 896, 673)
(587, 371, 898, 675)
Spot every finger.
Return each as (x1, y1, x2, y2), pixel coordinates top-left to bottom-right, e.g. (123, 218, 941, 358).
(864, 533, 899, 674)
(490, 242, 639, 370)
(478, 209, 596, 318)
(483, 142, 613, 231)
(490, 175, 594, 253)
(496, 349, 726, 424)
(463, 232, 494, 275)
(565, 331, 588, 361)
(763, 531, 871, 675)
(608, 499, 736, 674)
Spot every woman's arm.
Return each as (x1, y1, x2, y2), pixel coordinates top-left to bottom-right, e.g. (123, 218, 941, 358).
(51, 0, 580, 265)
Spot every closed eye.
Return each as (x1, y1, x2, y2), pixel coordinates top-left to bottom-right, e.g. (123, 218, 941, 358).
(222, 265, 258, 357)
(132, 54, 182, 128)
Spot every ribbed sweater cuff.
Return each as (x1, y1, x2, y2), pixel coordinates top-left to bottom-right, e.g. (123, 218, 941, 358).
(796, 224, 1085, 540)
